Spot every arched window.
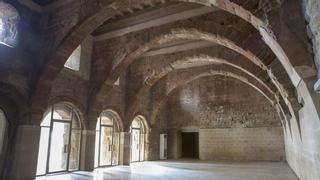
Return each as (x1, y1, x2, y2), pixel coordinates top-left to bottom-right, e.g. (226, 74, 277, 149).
(130, 116, 145, 162)
(0, 109, 7, 157)
(0, 1, 19, 47)
(94, 110, 120, 167)
(36, 103, 82, 176)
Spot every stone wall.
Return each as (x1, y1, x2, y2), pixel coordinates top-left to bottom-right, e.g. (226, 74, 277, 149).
(167, 76, 281, 129)
(199, 127, 285, 161)
(166, 76, 284, 161)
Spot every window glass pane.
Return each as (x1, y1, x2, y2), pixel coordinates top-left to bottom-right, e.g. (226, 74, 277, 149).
(131, 129, 140, 162)
(41, 112, 51, 127)
(114, 77, 120, 86)
(37, 104, 82, 175)
(64, 46, 81, 71)
(131, 119, 140, 128)
(48, 122, 70, 173)
(99, 127, 112, 166)
(112, 132, 119, 165)
(101, 115, 112, 126)
(53, 104, 72, 120)
(130, 117, 145, 162)
(69, 129, 81, 171)
(36, 127, 50, 175)
(95, 111, 121, 167)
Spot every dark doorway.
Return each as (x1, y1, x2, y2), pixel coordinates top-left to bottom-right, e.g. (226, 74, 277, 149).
(181, 132, 199, 158)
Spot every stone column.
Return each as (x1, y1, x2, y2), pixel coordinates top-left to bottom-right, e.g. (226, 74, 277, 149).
(167, 128, 181, 159)
(10, 125, 41, 180)
(80, 129, 96, 171)
(146, 128, 160, 161)
(119, 132, 131, 165)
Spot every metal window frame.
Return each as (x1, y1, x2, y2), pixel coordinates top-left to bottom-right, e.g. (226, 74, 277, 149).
(37, 104, 83, 177)
(130, 119, 145, 163)
(96, 115, 120, 168)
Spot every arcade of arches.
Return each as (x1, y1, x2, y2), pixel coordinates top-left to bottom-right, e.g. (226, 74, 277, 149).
(0, 0, 320, 180)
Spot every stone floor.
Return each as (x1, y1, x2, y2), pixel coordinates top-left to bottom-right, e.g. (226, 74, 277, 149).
(36, 160, 298, 180)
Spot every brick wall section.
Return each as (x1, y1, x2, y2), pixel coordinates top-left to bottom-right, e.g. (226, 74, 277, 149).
(50, 70, 89, 109)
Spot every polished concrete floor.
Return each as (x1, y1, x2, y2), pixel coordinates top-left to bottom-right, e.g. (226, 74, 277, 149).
(36, 160, 298, 180)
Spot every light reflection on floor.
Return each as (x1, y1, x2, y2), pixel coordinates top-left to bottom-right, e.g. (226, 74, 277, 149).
(35, 160, 298, 180)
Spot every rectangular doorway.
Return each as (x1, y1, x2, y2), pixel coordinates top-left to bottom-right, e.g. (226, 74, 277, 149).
(181, 132, 199, 158)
